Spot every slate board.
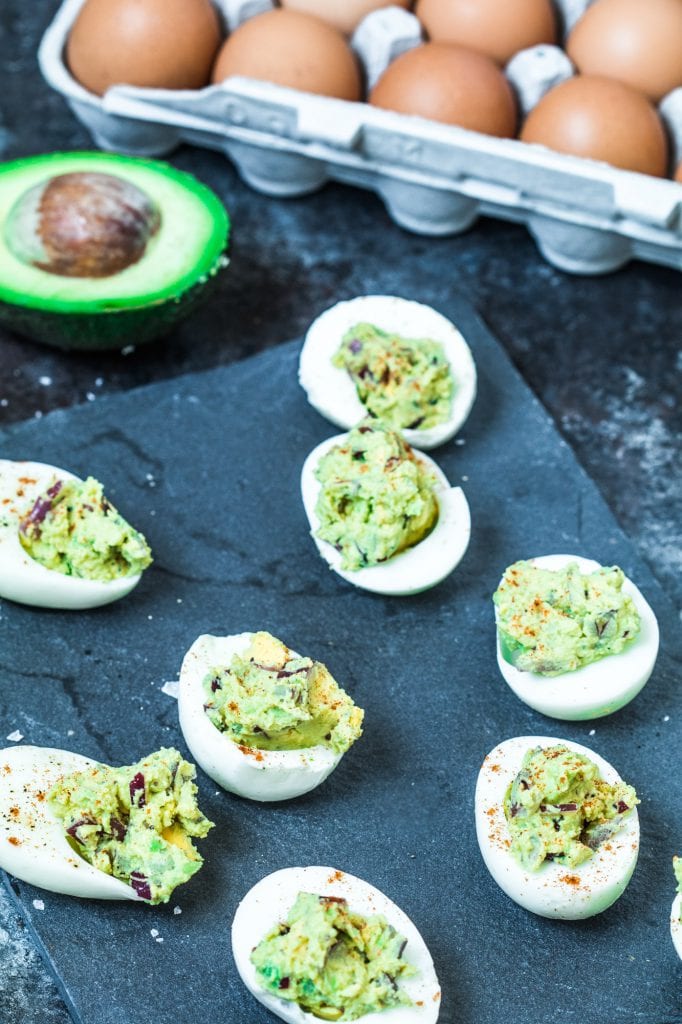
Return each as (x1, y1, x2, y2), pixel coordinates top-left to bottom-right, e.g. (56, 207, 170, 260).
(0, 297, 681, 1024)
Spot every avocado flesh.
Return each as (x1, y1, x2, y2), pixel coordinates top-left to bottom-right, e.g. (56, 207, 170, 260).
(0, 151, 230, 350)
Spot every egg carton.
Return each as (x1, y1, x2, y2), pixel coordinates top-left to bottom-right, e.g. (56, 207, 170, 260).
(37, 0, 682, 275)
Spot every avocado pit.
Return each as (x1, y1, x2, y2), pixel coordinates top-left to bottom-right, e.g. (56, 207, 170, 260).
(5, 171, 161, 278)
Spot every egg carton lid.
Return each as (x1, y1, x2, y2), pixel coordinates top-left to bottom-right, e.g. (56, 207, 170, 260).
(38, 0, 682, 274)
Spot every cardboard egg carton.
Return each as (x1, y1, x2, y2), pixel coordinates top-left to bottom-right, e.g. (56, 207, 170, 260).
(38, 0, 682, 274)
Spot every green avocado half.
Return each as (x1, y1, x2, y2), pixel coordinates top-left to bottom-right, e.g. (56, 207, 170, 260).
(0, 151, 230, 351)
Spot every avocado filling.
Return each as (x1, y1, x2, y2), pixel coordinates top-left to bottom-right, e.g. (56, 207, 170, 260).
(674, 856, 682, 912)
(332, 322, 454, 430)
(203, 632, 363, 753)
(504, 745, 638, 872)
(314, 418, 438, 571)
(19, 476, 152, 581)
(251, 891, 415, 1020)
(493, 560, 640, 675)
(48, 747, 214, 904)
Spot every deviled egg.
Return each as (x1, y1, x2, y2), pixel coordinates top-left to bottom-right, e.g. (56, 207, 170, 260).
(672, 856, 682, 960)
(300, 419, 470, 596)
(178, 631, 364, 802)
(0, 744, 212, 903)
(232, 865, 441, 1022)
(475, 735, 640, 920)
(0, 459, 151, 609)
(298, 295, 477, 450)
(492, 554, 659, 720)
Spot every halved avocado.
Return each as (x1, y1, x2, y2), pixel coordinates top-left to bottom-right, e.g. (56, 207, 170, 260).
(0, 151, 230, 351)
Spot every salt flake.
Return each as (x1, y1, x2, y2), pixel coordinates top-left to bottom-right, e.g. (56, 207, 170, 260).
(161, 680, 180, 700)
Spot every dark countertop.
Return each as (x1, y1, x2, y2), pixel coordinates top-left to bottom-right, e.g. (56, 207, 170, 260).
(1, 3, 681, 1021)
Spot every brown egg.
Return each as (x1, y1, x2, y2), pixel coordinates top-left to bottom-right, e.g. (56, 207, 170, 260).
(415, 0, 557, 65)
(521, 75, 669, 176)
(566, 0, 682, 103)
(675, 162, 682, 182)
(280, 0, 411, 35)
(370, 43, 517, 136)
(67, 0, 222, 96)
(211, 10, 362, 100)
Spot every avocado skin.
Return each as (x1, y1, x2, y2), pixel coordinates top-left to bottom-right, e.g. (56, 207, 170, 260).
(0, 253, 227, 351)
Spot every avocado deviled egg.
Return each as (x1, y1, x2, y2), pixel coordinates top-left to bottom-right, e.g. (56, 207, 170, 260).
(492, 554, 659, 720)
(0, 744, 213, 903)
(0, 459, 152, 609)
(232, 865, 441, 1022)
(299, 294, 476, 450)
(475, 736, 639, 920)
(301, 418, 470, 595)
(179, 631, 364, 801)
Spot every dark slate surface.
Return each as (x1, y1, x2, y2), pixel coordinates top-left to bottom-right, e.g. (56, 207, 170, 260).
(0, 299, 680, 1024)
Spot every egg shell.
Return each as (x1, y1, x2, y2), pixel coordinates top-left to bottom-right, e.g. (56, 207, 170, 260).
(475, 735, 640, 920)
(178, 632, 344, 802)
(280, 0, 411, 35)
(671, 893, 682, 960)
(66, 0, 223, 96)
(566, 0, 682, 103)
(495, 554, 660, 721)
(211, 9, 362, 100)
(0, 744, 141, 901)
(520, 75, 669, 177)
(370, 42, 518, 136)
(232, 865, 441, 1023)
(300, 434, 470, 595)
(676, 161, 682, 183)
(415, 0, 558, 65)
(298, 294, 477, 449)
(0, 459, 143, 610)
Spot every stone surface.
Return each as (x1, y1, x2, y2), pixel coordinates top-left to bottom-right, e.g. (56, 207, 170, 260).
(0, 304, 680, 1024)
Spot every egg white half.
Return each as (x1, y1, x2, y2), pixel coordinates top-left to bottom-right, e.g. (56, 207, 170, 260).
(495, 554, 659, 720)
(475, 735, 640, 920)
(672, 893, 682, 960)
(232, 865, 441, 1023)
(300, 436, 470, 596)
(178, 633, 348, 802)
(0, 744, 141, 901)
(0, 459, 143, 610)
(298, 295, 477, 450)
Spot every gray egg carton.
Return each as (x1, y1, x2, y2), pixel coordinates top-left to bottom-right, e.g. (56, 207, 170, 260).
(38, 0, 682, 274)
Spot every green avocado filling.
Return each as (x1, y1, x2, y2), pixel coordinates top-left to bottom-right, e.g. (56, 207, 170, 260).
(504, 745, 638, 872)
(314, 418, 438, 571)
(203, 632, 364, 753)
(19, 476, 152, 581)
(251, 891, 415, 1020)
(48, 747, 214, 904)
(674, 856, 682, 905)
(332, 322, 454, 431)
(493, 560, 640, 675)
